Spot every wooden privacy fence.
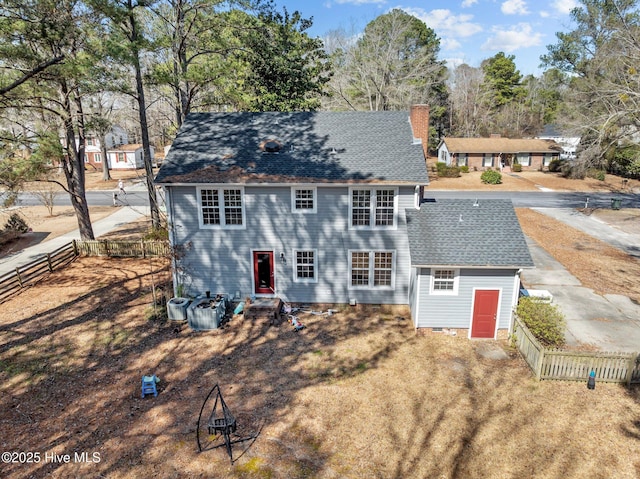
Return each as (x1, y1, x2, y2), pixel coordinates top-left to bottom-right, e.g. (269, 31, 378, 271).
(0, 240, 170, 303)
(513, 316, 640, 387)
(73, 239, 170, 258)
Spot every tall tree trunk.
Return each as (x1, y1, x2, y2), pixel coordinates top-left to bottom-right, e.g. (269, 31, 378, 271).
(101, 134, 111, 181)
(129, 5, 161, 229)
(60, 80, 94, 240)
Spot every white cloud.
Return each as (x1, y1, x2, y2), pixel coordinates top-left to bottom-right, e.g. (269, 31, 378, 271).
(461, 0, 478, 7)
(501, 0, 530, 15)
(400, 7, 483, 43)
(539, 10, 550, 18)
(441, 38, 462, 51)
(551, 0, 578, 15)
(481, 23, 543, 52)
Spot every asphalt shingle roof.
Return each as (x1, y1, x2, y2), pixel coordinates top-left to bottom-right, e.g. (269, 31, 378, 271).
(441, 137, 562, 154)
(405, 199, 534, 268)
(155, 111, 428, 184)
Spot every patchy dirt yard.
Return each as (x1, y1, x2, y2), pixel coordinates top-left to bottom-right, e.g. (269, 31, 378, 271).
(515, 208, 640, 305)
(0, 257, 638, 479)
(427, 168, 640, 192)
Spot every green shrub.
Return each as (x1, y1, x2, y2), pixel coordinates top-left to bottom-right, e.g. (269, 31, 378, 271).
(435, 162, 447, 174)
(4, 213, 28, 233)
(441, 166, 460, 178)
(512, 163, 522, 172)
(480, 170, 502, 184)
(144, 227, 168, 241)
(516, 297, 565, 347)
(586, 168, 606, 181)
(459, 165, 469, 173)
(548, 159, 562, 172)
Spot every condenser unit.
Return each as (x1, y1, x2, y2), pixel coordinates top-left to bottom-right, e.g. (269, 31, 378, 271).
(167, 297, 191, 320)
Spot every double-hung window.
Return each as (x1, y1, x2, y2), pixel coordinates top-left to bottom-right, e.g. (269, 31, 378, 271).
(517, 152, 530, 166)
(431, 269, 459, 295)
(293, 250, 317, 283)
(198, 187, 245, 228)
(349, 251, 394, 289)
(350, 188, 396, 229)
(291, 187, 316, 213)
(457, 153, 468, 167)
(483, 154, 494, 167)
(543, 153, 554, 166)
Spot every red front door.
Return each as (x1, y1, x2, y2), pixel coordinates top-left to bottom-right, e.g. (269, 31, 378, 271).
(471, 290, 499, 338)
(253, 251, 274, 295)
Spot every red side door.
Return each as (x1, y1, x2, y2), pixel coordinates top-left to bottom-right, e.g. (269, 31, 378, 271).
(253, 251, 274, 295)
(471, 290, 499, 338)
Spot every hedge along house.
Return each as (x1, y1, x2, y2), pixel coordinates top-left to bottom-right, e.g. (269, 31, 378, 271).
(437, 136, 562, 171)
(406, 199, 534, 338)
(154, 106, 432, 306)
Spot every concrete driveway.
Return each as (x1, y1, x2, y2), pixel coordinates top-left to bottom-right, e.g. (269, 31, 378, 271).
(521, 208, 640, 353)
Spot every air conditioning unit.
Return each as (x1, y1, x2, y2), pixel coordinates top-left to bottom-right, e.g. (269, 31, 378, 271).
(167, 297, 191, 320)
(187, 295, 228, 330)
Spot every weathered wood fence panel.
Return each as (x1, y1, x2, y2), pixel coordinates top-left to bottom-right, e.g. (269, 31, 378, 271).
(0, 240, 170, 303)
(73, 240, 170, 258)
(513, 316, 640, 387)
(0, 242, 76, 303)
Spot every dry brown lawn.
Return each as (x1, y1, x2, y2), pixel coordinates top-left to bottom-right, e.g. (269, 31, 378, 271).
(427, 168, 640, 192)
(0, 258, 639, 479)
(516, 208, 640, 304)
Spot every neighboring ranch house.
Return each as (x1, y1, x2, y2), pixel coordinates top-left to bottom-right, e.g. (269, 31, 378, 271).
(106, 144, 153, 170)
(437, 136, 562, 171)
(154, 107, 533, 338)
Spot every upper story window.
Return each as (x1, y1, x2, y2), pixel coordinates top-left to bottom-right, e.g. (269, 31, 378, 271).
(350, 188, 397, 229)
(291, 187, 316, 214)
(197, 187, 245, 229)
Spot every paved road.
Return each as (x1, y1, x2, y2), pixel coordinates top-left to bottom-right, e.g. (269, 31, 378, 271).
(14, 189, 639, 209)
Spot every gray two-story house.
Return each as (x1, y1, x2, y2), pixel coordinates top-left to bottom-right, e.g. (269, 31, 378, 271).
(155, 106, 533, 338)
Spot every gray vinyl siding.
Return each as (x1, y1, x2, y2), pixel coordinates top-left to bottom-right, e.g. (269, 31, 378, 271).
(413, 268, 518, 329)
(166, 184, 417, 304)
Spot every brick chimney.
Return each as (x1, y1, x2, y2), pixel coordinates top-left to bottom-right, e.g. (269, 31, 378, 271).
(409, 104, 430, 158)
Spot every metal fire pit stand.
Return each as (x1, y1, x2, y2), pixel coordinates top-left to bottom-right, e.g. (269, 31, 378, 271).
(196, 384, 254, 464)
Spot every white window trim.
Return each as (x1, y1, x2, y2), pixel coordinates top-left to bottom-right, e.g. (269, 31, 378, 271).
(290, 187, 317, 214)
(543, 153, 554, 166)
(458, 153, 468, 167)
(430, 268, 460, 295)
(348, 187, 398, 230)
(348, 250, 396, 290)
(517, 153, 531, 166)
(292, 248, 318, 283)
(94, 153, 102, 163)
(196, 186, 246, 230)
(483, 154, 493, 167)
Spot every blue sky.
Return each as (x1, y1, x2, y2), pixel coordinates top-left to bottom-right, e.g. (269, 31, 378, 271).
(275, 0, 580, 76)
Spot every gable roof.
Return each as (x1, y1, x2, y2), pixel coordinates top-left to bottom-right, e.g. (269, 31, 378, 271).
(405, 199, 534, 268)
(154, 111, 428, 185)
(440, 137, 561, 154)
